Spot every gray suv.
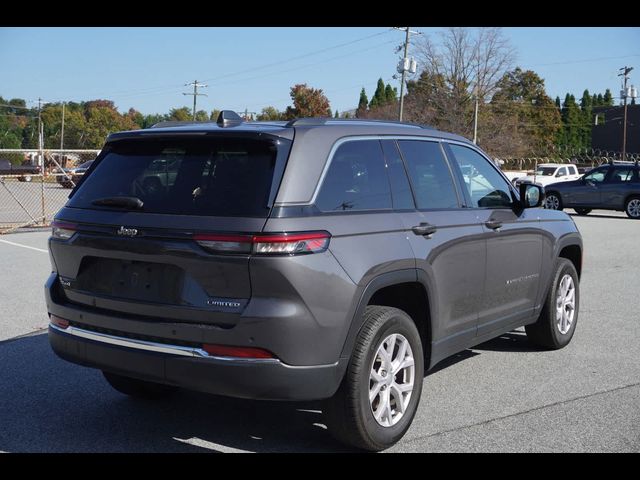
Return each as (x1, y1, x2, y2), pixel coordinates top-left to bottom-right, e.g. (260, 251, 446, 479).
(45, 111, 583, 451)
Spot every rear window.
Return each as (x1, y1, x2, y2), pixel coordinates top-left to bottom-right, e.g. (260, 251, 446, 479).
(68, 136, 289, 217)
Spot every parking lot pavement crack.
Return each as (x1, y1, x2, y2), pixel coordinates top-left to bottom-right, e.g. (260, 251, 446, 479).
(404, 382, 640, 445)
(0, 327, 48, 346)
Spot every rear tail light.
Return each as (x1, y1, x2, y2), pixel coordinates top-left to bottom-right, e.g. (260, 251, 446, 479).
(194, 231, 330, 255)
(50, 314, 70, 329)
(51, 220, 77, 240)
(202, 344, 275, 359)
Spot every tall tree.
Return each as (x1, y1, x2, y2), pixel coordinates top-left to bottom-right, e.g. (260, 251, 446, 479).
(284, 84, 331, 119)
(356, 88, 369, 118)
(491, 68, 561, 155)
(408, 27, 515, 138)
(559, 94, 582, 149)
(369, 78, 387, 109)
(384, 84, 398, 104)
(579, 89, 593, 149)
(603, 89, 614, 106)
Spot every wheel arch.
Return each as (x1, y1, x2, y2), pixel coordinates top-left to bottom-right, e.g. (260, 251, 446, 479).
(339, 269, 435, 372)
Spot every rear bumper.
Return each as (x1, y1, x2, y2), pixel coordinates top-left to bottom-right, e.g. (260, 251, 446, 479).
(44, 271, 347, 401)
(49, 324, 344, 401)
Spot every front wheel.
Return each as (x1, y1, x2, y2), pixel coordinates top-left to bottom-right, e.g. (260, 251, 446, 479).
(102, 371, 177, 399)
(323, 306, 424, 451)
(525, 258, 579, 349)
(625, 196, 640, 219)
(545, 192, 563, 210)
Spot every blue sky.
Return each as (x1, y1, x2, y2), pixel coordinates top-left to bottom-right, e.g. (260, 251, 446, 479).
(1, 27, 638, 115)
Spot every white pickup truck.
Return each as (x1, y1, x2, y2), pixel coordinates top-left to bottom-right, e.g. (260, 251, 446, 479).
(513, 163, 581, 188)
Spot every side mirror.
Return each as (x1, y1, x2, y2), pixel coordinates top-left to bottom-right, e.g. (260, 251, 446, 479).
(555, 172, 563, 177)
(519, 183, 544, 208)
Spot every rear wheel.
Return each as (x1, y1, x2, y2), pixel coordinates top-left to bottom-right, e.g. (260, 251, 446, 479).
(102, 371, 177, 399)
(625, 196, 640, 219)
(545, 192, 563, 210)
(323, 306, 424, 451)
(525, 258, 579, 349)
(574, 208, 591, 215)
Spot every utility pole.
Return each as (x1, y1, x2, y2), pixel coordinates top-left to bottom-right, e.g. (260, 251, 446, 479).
(473, 84, 479, 144)
(183, 80, 208, 121)
(394, 27, 420, 121)
(60, 101, 65, 160)
(37, 97, 47, 225)
(619, 66, 633, 161)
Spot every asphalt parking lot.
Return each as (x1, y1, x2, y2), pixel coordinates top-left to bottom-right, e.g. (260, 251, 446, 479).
(0, 178, 69, 228)
(0, 211, 638, 452)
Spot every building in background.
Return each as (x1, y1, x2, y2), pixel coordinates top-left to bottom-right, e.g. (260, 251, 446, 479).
(592, 105, 640, 154)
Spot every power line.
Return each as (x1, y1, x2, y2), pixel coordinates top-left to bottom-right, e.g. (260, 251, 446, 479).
(527, 54, 640, 68)
(200, 29, 394, 84)
(207, 39, 397, 88)
(74, 34, 396, 105)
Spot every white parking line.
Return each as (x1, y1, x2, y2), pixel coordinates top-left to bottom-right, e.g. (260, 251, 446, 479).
(0, 238, 48, 253)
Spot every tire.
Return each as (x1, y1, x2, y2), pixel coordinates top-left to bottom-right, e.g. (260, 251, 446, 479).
(323, 306, 424, 451)
(625, 196, 640, 219)
(545, 192, 563, 211)
(102, 371, 177, 399)
(525, 258, 579, 350)
(574, 208, 591, 216)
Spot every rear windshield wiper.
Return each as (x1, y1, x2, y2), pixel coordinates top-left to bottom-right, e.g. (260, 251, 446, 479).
(91, 196, 144, 210)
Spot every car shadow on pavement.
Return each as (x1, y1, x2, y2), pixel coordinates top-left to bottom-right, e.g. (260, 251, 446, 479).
(0, 332, 354, 453)
(473, 329, 541, 353)
(568, 212, 630, 220)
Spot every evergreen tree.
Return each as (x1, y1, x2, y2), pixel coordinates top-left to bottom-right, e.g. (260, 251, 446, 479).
(369, 78, 387, 109)
(334, 109, 339, 118)
(356, 88, 369, 118)
(603, 89, 614, 106)
(592, 93, 599, 106)
(560, 94, 582, 149)
(597, 93, 604, 105)
(384, 84, 398, 104)
(555, 96, 561, 109)
(579, 89, 593, 149)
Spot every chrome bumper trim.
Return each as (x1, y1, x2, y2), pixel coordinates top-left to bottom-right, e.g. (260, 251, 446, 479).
(49, 323, 280, 364)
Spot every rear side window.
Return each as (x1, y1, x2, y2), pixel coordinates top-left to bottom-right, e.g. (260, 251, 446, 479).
(609, 167, 634, 183)
(316, 140, 391, 212)
(397, 140, 459, 209)
(68, 136, 289, 217)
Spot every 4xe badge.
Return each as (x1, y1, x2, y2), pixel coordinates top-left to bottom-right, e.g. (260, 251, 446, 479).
(116, 226, 138, 237)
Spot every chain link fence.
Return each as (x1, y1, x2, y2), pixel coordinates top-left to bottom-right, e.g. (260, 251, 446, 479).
(0, 149, 100, 234)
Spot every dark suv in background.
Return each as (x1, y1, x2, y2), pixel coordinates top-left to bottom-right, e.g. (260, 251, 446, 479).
(544, 161, 640, 218)
(46, 112, 583, 451)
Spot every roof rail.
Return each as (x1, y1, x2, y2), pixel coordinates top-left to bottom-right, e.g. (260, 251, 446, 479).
(150, 121, 213, 129)
(285, 117, 432, 129)
(285, 117, 329, 127)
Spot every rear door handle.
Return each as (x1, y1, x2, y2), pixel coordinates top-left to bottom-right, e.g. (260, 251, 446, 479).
(412, 223, 437, 236)
(485, 220, 503, 230)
